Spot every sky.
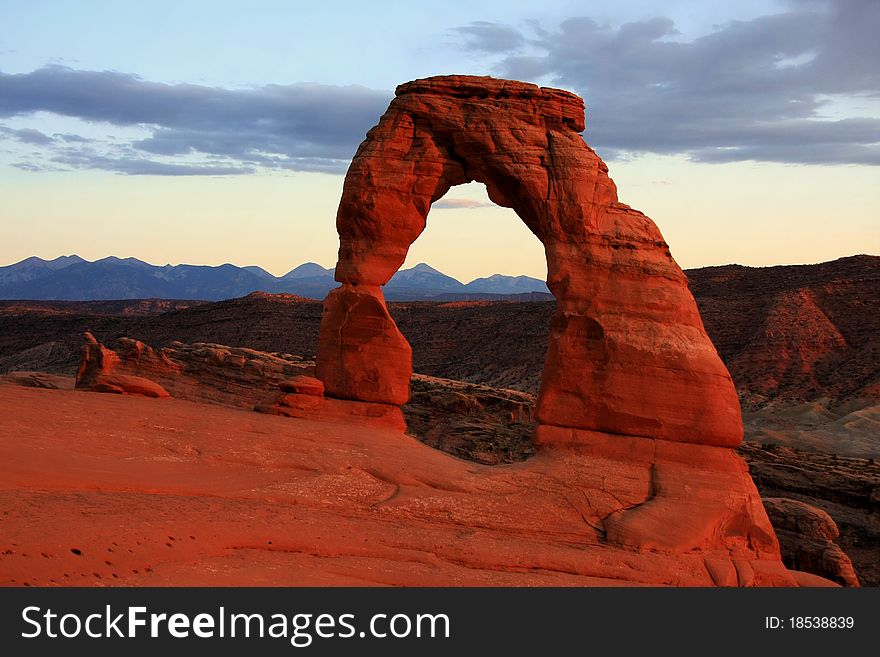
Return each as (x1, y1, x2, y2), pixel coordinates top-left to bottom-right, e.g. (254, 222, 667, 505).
(0, 0, 877, 281)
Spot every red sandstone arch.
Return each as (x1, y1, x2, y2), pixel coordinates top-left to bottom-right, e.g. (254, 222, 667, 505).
(316, 75, 742, 447)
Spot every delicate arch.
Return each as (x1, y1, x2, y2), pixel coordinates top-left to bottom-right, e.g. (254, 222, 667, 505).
(316, 76, 742, 447)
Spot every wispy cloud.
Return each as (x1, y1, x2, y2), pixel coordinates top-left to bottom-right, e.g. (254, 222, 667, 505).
(453, 0, 880, 165)
(0, 125, 54, 145)
(0, 66, 390, 175)
(48, 147, 257, 176)
(455, 21, 527, 52)
(431, 198, 495, 210)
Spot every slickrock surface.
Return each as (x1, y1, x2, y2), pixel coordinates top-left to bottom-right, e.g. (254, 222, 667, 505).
(0, 382, 800, 587)
(317, 75, 741, 447)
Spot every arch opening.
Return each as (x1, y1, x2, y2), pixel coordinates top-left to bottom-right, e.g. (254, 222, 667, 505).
(402, 181, 548, 287)
(390, 181, 555, 463)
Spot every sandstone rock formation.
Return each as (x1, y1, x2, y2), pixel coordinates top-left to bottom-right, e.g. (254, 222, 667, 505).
(76, 332, 169, 398)
(688, 255, 880, 410)
(316, 75, 741, 447)
(72, 333, 406, 431)
(741, 441, 879, 586)
(307, 76, 797, 582)
(75, 332, 310, 407)
(317, 285, 411, 406)
(257, 373, 406, 432)
(762, 498, 860, 587)
(279, 375, 325, 396)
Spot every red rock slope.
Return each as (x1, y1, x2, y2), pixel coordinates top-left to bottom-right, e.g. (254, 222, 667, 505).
(688, 255, 880, 408)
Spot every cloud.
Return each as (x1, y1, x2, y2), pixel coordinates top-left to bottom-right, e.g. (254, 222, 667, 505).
(53, 133, 92, 143)
(431, 198, 495, 210)
(11, 161, 47, 172)
(48, 149, 256, 176)
(0, 125, 54, 145)
(453, 0, 880, 165)
(2, 1, 876, 175)
(0, 66, 391, 175)
(456, 21, 526, 52)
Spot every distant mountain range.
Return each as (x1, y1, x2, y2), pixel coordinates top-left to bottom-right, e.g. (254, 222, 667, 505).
(0, 256, 552, 301)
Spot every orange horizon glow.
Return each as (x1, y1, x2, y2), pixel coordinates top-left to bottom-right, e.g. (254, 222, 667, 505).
(1, 154, 877, 282)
